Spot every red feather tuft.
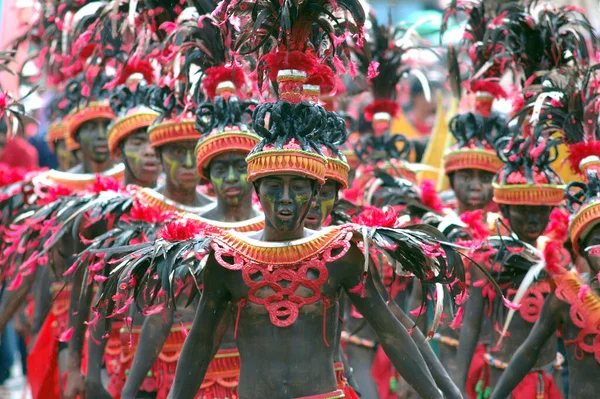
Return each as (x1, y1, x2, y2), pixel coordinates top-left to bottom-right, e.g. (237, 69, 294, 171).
(203, 64, 246, 100)
(305, 64, 335, 95)
(566, 142, 600, 175)
(460, 210, 489, 242)
(353, 206, 398, 228)
(470, 80, 507, 99)
(449, 306, 464, 329)
(419, 180, 444, 213)
(261, 50, 319, 83)
(88, 175, 121, 194)
(543, 239, 571, 276)
(544, 207, 570, 243)
(104, 55, 156, 90)
(157, 218, 219, 242)
(129, 201, 176, 224)
(363, 99, 400, 122)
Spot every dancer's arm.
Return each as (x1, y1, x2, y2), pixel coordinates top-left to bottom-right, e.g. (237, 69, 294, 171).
(84, 305, 113, 399)
(453, 267, 486, 393)
(490, 294, 563, 399)
(167, 257, 231, 399)
(0, 269, 38, 334)
(121, 308, 175, 399)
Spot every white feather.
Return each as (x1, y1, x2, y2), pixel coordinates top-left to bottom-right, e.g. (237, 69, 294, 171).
(496, 257, 545, 348)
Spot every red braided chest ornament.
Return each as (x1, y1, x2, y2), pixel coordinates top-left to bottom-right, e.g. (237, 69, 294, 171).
(506, 281, 552, 324)
(554, 271, 600, 363)
(211, 227, 353, 327)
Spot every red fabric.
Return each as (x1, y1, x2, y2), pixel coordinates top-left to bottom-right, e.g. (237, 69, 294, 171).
(511, 370, 562, 399)
(27, 312, 60, 399)
(334, 362, 359, 399)
(0, 137, 39, 169)
(198, 348, 240, 399)
(371, 345, 399, 399)
(466, 344, 488, 399)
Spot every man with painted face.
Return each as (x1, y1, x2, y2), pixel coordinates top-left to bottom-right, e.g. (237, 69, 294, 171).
(156, 62, 469, 398)
(489, 158, 600, 399)
(452, 129, 566, 398)
(431, 86, 508, 382)
(46, 95, 77, 171)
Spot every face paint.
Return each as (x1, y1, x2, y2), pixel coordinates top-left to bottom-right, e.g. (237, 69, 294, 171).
(504, 205, 553, 244)
(160, 141, 200, 191)
(451, 169, 495, 212)
(208, 152, 252, 207)
(258, 175, 315, 232)
(121, 129, 160, 186)
(54, 139, 72, 171)
(76, 119, 111, 164)
(305, 180, 338, 230)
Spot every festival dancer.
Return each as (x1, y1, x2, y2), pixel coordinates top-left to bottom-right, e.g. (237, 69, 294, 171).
(452, 127, 566, 398)
(432, 46, 509, 381)
(341, 15, 451, 397)
(489, 67, 600, 399)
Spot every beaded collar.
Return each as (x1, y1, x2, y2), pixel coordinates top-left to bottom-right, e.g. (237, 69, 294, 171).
(33, 164, 125, 192)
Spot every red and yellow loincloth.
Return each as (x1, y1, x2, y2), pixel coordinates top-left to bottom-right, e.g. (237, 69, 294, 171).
(27, 283, 72, 399)
(104, 321, 124, 398)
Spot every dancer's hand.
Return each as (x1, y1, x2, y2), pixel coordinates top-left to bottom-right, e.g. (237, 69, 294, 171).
(64, 370, 86, 399)
(85, 380, 113, 399)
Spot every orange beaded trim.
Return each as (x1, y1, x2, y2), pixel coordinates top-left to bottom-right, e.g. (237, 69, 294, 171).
(195, 129, 260, 179)
(148, 118, 200, 148)
(34, 164, 125, 192)
(214, 225, 351, 266)
(66, 101, 116, 142)
(569, 202, 600, 255)
(326, 157, 350, 189)
(443, 149, 504, 174)
(47, 122, 66, 149)
(492, 183, 565, 206)
(247, 149, 327, 185)
(108, 109, 158, 158)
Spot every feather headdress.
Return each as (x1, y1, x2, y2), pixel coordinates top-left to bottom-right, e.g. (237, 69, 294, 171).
(353, 13, 435, 126)
(493, 123, 564, 206)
